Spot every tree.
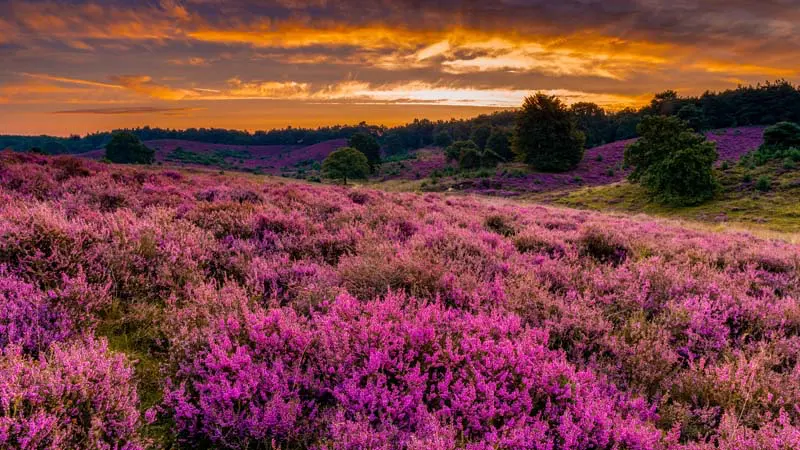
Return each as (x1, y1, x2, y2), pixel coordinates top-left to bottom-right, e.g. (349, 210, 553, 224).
(470, 124, 492, 150)
(677, 104, 707, 131)
(571, 102, 612, 147)
(434, 131, 453, 148)
(624, 115, 718, 205)
(486, 128, 512, 161)
(348, 132, 381, 171)
(513, 93, 585, 172)
(105, 132, 155, 164)
(322, 147, 370, 185)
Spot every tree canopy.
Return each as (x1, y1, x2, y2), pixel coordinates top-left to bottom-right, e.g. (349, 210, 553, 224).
(513, 93, 585, 172)
(104, 132, 155, 165)
(321, 147, 370, 184)
(624, 116, 718, 206)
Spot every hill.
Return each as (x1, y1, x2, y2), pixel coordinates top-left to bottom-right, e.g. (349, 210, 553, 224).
(1, 151, 799, 448)
(380, 127, 765, 196)
(77, 138, 348, 175)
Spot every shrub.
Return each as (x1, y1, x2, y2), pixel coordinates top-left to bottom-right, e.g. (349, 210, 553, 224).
(763, 122, 800, 149)
(444, 140, 476, 162)
(624, 115, 718, 205)
(0, 339, 142, 449)
(756, 175, 771, 192)
(105, 132, 155, 165)
(484, 215, 516, 236)
(513, 93, 586, 172)
(321, 147, 370, 184)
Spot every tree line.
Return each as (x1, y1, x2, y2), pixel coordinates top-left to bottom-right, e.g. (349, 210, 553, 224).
(4, 81, 799, 156)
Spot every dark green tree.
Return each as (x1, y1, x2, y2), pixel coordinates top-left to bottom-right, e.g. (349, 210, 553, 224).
(470, 124, 492, 150)
(624, 116, 718, 205)
(513, 93, 585, 172)
(571, 102, 613, 147)
(348, 132, 381, 171)
(434, 131, 453, 148)
(105, 132, 155, 164)
(486, 128, 512, 161)
(321, 147, 370, 185)
(677, 104, 707, 131)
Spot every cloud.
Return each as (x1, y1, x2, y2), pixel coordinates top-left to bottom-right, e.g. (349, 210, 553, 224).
(51, 106, 204, 115)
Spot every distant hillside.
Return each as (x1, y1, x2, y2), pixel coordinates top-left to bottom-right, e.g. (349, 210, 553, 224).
(378, 127, 766, 197)
(76, 138, 348, 175)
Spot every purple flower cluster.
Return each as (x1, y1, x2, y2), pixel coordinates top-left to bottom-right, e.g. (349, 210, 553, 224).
(1, 150, 799, 448)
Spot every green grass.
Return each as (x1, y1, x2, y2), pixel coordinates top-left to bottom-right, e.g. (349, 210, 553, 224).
(542, 161, 800, 232)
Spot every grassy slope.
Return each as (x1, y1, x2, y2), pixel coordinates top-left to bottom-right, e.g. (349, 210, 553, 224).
(537, 160, 800, 233)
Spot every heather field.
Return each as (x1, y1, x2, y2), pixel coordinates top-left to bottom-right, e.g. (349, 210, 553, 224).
(1, 151, 800, 449)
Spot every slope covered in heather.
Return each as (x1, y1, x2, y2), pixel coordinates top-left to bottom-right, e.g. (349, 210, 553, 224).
(1, 152, 800, 448)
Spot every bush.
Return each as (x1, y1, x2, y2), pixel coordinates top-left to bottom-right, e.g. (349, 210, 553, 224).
(756, 175, 771, 192)
(105, 132, 155, 165)
(321, 147, 370, 184)
(445, 140, 476, 162)
(624, 115, 718, 205)
(0, 339, 142, 449)
(763, 122, 800, 149)
(513, 93, 585, 172)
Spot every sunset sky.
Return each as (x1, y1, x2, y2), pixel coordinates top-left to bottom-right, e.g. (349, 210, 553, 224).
(1, 0, 799, 136)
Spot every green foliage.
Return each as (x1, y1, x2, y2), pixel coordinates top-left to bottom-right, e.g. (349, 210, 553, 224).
(513, 93, 585, 172)
(755, 176, 772, 192)
(447, 140, 502, 170)
(486, 128, 512, 160)
(470, 124, 492, 150)
(624, 116, 718, 205)
(104, 132, 155, 165)
(29, 147, 45, 155)
(458, 145, 482, 170)
(321, 147, 370, 184)
(763, 122, 800, 148)
(434, 131, 453, 148)
(43, 141, 69, 155)
(677, 104, 707, 131)
(348, 132, 381, 171)
(570, 102, 613, 147)
(445, 141, 477, 162)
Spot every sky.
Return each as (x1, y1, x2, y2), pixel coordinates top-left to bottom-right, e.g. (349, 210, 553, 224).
(1, 0, 799, 136)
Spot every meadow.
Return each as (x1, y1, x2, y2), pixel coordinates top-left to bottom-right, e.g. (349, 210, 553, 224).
(1, 150, 800, 449)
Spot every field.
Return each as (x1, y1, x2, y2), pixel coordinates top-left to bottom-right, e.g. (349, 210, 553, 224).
(2, 150, 800, 449)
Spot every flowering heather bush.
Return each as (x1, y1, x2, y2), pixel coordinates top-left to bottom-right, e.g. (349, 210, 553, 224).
(0, 338, 142, 449)
(1, 150, 800, 448)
